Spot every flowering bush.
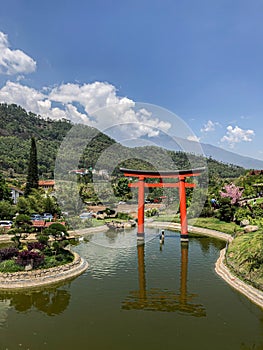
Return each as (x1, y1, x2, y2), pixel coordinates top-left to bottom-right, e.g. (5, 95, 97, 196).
(220, 183, 243, 205)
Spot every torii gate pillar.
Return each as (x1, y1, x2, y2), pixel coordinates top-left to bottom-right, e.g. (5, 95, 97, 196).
(137, 176, 145, 241)
(179, 176, 188, 241)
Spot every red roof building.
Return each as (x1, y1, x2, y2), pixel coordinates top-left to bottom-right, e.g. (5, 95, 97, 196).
(38, 180, 55, 191)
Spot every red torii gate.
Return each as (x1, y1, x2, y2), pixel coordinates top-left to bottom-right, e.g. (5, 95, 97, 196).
(120, 167, 206, 242)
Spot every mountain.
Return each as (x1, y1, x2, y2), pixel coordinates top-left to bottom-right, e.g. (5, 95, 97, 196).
(200, 142, 263, 169)
(0, 103, 245, 180)
(140, 133, 263, 169)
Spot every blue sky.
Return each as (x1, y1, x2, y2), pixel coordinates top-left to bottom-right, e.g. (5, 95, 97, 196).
(0, 0, 263, 160)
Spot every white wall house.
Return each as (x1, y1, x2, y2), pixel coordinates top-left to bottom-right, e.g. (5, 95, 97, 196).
(10, 187, 24, 204)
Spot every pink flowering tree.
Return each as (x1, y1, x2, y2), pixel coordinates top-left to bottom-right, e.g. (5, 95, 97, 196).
(220, 183, 244, 205)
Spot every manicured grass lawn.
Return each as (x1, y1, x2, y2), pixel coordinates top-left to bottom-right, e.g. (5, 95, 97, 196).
(188, 217, 243, 235)
(91, 218, 106, 227)
(153, 214, 180, 223)
(153, 215, 243, 235)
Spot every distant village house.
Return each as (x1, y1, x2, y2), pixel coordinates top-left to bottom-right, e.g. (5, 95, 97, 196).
(38, 180, 55, 192)
(9, 186, 24, 204)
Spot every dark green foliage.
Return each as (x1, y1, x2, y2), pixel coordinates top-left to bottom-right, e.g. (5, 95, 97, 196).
(145, 208, 159, 217)
(0, 200, 16, 219)
(16, 191, 60, 217)
(116, 212, 133, 220)
(0, 172, 11, 201)
(25, 137, 39, 196)
(43, 250, 73, 268)
(14, 214, 31, 227)
(0, 103, 72, 176)
(44, 223, 68, 241)
(0, 103, 72, 141)
(216, 197, 236, 222)
(234, 206, 252, 224)
(37, 234, 49, 245)
(113, 177, 131, 200)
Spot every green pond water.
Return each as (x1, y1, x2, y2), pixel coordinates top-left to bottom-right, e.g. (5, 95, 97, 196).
(0, 228, 262, 350)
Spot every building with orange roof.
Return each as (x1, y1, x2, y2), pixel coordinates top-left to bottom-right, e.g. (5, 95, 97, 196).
(38, 180, 55, 192)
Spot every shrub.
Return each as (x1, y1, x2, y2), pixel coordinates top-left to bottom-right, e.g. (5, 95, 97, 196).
(117, 212, 132, 220)
(44, 223, 68, 240)
(235, 206, 252, 224)
(216, 197, 236, 222)
(0, 247, 19, 262)
(145, 208, 159, 217)
(14, 214, 31, 226)
(43, 256, 58, 268)
(0, 259, 23, 273)
(16, 250, 44, 269)
(37, 234, 49, 245)
(27, 242, 45, 251)
(67, 216, 93, 229)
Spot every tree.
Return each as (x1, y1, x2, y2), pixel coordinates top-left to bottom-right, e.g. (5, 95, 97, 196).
(220, 183, 243, 205)
(0, 172, 11, 201)
(45, 223, 68, 241)
(0, 200, 16, 220)
(25, 137, 39, 197)
(113, 177, 131, 200)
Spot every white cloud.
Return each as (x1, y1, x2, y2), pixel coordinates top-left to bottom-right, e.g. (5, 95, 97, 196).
(221, 125, 255, 147)
(0, 80, 171, 137)
(187, 135, 200, 142)
(201, 120, 219, 133)
(240, 115, 250, 120)
(0, 32, 36, 75)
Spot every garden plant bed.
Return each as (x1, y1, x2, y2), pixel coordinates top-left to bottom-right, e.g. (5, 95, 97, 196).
(0, 251, 88, 289)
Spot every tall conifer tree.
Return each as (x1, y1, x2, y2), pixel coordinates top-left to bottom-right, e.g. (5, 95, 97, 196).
(25, 137, 39, 196)
(0, 172, 11, 201)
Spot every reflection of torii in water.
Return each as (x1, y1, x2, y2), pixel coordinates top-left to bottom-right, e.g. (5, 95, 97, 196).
(122, 242, 206, 317)
(120, 167, 206, 242)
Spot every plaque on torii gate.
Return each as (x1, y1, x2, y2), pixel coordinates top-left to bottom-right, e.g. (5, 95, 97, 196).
(120, 167, 206, 242)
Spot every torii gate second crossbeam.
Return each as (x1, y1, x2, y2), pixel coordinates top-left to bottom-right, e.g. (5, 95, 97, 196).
(120, 167, 206, 242)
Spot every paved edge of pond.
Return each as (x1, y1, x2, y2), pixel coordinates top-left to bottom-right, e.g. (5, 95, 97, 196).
(146, 220, 263, 310)
(0, 251, 88, 290)
(215, 248, 263, 310)
(68, 224, 109, 237)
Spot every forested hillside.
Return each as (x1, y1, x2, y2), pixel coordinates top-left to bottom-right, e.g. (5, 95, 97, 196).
(0, 103, 116, 177)
(0, 103, 246, 180)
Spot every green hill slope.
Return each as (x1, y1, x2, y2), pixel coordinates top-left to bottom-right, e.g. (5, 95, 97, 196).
(0, 103, 245, 180)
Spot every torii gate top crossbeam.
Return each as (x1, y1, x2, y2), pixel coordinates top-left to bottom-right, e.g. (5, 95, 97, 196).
(119, 167, 206, 178)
